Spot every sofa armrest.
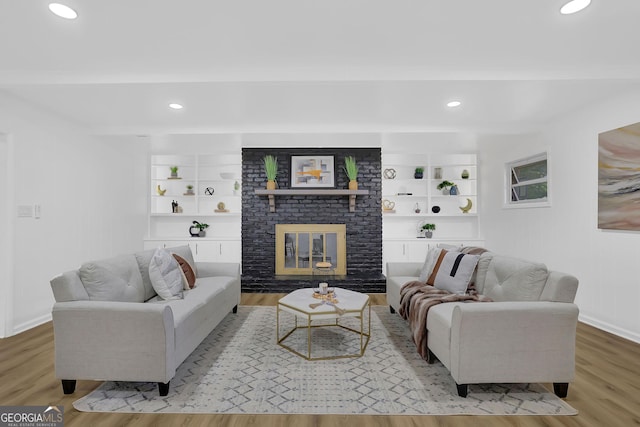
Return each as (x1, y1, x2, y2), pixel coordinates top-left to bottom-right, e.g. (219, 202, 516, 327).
(52, 301, 175, 383)
(386, 262, 422, 278)
(195, 262, 240, 279)
(448, 301, 579, 384)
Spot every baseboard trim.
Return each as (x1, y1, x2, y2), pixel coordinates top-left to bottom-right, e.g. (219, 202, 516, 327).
(12, 313, 51, 336)
(579, 314, 640, 344)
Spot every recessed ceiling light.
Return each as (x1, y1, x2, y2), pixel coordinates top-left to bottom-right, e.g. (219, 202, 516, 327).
(48, 3, 78, 19)
(168, 103, 184, 110)
(560, 0, 591, 15)
(447, 101, 462, 108)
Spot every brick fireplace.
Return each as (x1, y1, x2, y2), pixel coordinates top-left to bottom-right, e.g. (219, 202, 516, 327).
(241, 147, 384, 293)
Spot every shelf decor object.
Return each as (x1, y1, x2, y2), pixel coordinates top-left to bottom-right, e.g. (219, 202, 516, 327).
(459, 198, 473, 214)
(461, 169, 470, 179)
(289, 155, 336, 189)
(189, 221, 209, 237)
(169, 166, 180, 179)
(383, 168, 396, 179)
(204, 187, 215, 195)
(414, 167, 424, 179)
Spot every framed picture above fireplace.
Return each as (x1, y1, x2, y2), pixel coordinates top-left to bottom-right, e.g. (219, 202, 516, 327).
(289, 155, 336, 188)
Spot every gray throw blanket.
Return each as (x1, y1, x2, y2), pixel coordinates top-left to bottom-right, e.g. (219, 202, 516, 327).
(399, 281, 492, 360)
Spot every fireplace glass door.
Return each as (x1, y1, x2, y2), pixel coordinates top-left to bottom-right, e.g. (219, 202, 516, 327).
(276, 224, 346, 275)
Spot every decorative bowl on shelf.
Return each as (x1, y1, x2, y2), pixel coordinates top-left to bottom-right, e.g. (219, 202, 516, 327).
(220, 172, 235, 179)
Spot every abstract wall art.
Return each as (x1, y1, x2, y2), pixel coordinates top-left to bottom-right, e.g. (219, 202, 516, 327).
(598, 121, 640, 230)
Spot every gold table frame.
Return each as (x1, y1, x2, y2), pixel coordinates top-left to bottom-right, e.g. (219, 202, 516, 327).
(277, 288, 371, 361)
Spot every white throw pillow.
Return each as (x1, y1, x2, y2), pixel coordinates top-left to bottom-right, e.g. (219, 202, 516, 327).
(148, 248, 184, 300)
(418, 247, 442, 283)
(432, 251, 480, 294)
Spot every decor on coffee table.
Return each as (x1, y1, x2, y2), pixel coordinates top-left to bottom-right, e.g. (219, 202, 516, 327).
(73, 306, 578, 416)
(290, 155, 336, 188)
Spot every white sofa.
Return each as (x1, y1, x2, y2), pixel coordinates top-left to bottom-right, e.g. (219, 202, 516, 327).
(386, 251, 579, 398)
(49, 245, 241, 396)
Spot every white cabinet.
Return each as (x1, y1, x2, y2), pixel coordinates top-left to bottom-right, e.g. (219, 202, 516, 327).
(382, 150, 483, 268)
(146, 152, 242, 264)
(143, 239, 241, 263)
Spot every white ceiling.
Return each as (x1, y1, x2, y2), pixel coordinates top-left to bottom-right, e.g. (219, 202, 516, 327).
(1, 0, 639, 135)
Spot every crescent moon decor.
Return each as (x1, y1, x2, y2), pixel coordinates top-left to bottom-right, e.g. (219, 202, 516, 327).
(459, 198, 473, 214)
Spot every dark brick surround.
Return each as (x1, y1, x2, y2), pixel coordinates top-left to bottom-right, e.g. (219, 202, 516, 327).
(241, 148, 384, 293)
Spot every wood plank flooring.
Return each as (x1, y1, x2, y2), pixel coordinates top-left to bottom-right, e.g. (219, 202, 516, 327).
(0, 293, 638, 427)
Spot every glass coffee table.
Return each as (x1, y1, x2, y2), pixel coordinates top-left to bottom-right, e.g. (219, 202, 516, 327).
(277, 287, 370, 360)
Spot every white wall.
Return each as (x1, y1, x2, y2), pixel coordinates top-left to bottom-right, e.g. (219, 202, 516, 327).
(0, 91, 149, 336)
(479, 87, 640, 344)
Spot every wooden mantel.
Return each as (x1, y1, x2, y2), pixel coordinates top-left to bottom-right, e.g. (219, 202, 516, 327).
(254, 189, 370, 213)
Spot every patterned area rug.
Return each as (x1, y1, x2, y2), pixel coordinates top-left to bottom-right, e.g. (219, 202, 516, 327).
(74, 306, 577, 415)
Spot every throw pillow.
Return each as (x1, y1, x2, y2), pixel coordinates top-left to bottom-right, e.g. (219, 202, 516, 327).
(418, 247, 443, 283)
(426, 249, 448, 285)
(148, 248, 184, 300)
(173, 254, 196, 290)
(431, 251, 480, 294)
(168, 245, 198, 277)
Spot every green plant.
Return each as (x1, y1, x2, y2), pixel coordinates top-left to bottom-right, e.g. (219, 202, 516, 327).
(421, 223, 436, 231)
(343, 156, 359, 181)
(437, 180, 455, 190)
(415, 167, 424, 173)
(170, 166, 179, 174)
(263, 155, 278, 181)
(186, 185, 193, 190)
(192, 221, 209, 230)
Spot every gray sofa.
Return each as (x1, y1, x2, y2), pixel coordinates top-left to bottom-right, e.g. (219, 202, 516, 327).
(386, 250, 579, 398)
(49, 245, 241, 396)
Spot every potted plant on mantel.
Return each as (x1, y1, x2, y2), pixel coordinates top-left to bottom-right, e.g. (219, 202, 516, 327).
(263, 155, 278, 190)
(420, 223, 436, 238)
(343, 156, 359, 190)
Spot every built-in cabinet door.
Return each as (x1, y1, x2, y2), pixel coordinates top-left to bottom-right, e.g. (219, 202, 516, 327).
(383, 240, 429, 267)
(193, 240, 241, 263)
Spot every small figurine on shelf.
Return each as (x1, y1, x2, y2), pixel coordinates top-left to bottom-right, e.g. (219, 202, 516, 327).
(233, 180, 240, 195)
(172, 200, 182, 213)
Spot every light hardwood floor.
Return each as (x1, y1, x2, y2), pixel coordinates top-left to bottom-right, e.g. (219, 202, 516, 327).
(1, 293, 638, 427)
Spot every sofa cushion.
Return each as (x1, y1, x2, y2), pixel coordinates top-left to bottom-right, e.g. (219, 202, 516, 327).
(79, 255, 146, 302)
(432, 252, 480, 295)
(134, 248, 161, 301)
(149, 248, 184, 300)
(481, 255, 549, 302)
(173, 254, 196, 290)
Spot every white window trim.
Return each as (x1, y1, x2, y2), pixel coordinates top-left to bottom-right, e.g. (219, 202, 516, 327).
(503, 152, 551, 209)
